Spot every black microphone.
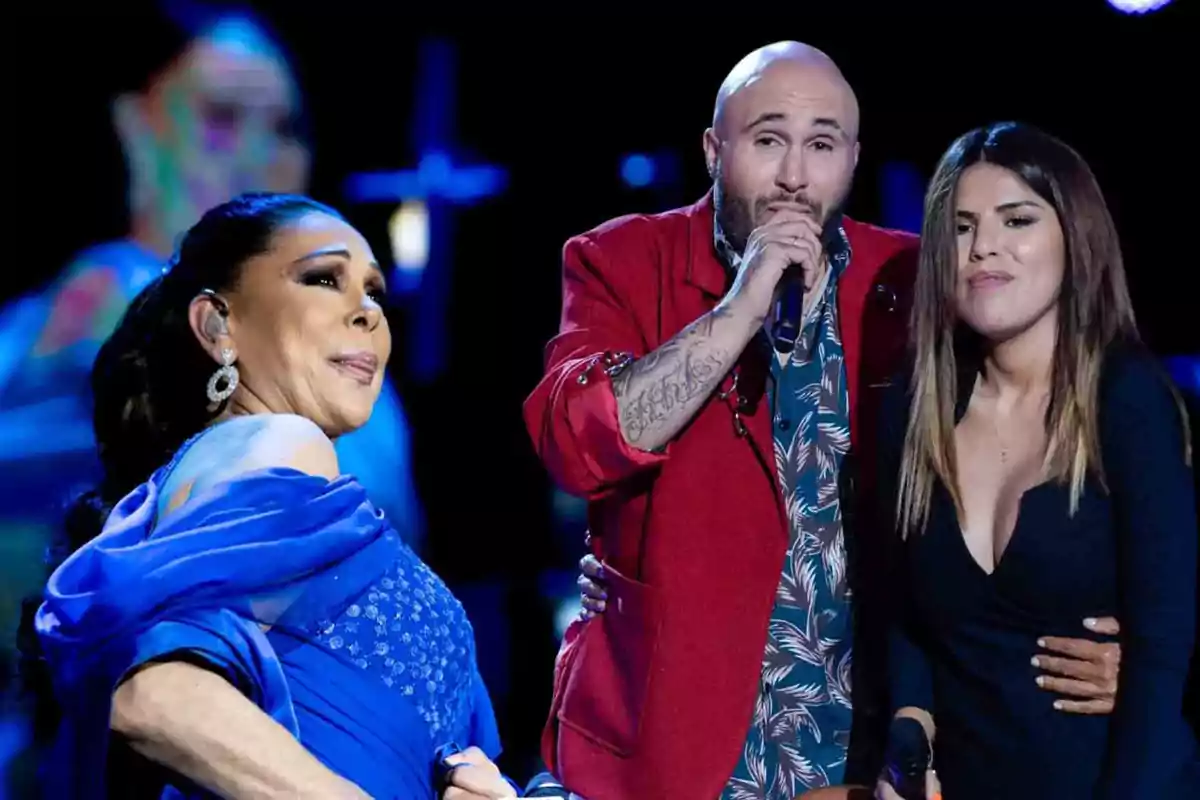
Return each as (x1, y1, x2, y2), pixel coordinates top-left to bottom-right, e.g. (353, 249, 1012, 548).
(523, 771, 580, 798)
(881, 716, 933, 800)
(770, 265, 805, 354)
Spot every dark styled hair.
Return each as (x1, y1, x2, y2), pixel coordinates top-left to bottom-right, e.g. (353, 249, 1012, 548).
(17, 192, 341, 740)
(897, 122, 1141, 534)
(81, 192, 343, 544)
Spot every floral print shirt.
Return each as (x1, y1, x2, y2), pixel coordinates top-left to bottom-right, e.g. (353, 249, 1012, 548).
(717, 223, 855, 799)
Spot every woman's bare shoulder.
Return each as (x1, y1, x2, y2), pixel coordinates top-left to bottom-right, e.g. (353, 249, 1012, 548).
(160, 414, 339, 514)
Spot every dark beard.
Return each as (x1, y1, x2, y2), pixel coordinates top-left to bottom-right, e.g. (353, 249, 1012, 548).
(713, 179, 757, 256)
(713, 174, 842, 257)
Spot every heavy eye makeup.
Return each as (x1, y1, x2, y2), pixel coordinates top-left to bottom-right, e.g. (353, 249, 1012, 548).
(298, 262, 388, 305)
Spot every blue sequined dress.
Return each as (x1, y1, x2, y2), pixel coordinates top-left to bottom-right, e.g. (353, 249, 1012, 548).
(35, 425, 505, 799)
(268, 533, 503, 796)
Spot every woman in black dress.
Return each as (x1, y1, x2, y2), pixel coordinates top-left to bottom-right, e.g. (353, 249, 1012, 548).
(875, 122, 1199, 799)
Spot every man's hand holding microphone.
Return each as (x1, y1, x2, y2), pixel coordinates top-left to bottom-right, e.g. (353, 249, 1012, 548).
(720, 208, 827, 342)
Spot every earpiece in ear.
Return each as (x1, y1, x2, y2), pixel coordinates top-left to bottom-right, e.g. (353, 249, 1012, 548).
(202, 312, 228, 340)
(199, 288, 230, 342)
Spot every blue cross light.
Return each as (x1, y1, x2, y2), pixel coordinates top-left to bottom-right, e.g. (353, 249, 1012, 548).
(879, 161, 924, 235)
(345, 150, 505, 205)
(343, 38, 508, 384)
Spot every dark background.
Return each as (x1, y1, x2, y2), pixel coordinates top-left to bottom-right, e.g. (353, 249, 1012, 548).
(7, 0, 1198, 782)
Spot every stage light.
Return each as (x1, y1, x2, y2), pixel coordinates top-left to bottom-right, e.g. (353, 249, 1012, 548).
(621, 154, 656, 188)
(551, 487, 587, 528)
(880, 161, 924, 235)
(388, 200, 429, 289)
(1165, 355, 1200, 396)
(1108, 0, 1172, 13)
(554, 596, 584, 641)
(539, 570, 589, 643)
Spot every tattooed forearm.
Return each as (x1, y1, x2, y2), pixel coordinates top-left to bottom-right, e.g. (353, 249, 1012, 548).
(616, 348, 729, 442)
(611, 304, 756, 451)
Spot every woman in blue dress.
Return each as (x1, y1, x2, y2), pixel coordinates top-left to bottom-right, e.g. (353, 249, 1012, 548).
(25, 193, 543, 799)
(874, 123, 1199, 798)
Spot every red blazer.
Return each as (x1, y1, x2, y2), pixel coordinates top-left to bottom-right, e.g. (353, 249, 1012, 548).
(523, 193, 919, 799)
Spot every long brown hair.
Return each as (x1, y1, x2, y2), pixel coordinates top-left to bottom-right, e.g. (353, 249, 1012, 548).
(897, 122, 1141, 536)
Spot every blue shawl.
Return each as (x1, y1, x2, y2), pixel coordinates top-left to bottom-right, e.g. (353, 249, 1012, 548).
(35, 464, 396, 798)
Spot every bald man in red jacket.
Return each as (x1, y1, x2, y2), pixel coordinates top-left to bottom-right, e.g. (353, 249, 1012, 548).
(524, 41, 1121, 800)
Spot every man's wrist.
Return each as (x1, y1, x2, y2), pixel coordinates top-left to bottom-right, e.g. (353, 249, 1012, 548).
(713, 294, 764, 340)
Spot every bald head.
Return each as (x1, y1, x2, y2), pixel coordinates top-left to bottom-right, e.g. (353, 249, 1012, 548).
(712, 41, 859, 142)
(702, 41, 861, 255)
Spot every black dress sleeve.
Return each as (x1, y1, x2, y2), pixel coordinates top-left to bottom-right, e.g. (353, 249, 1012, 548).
(877, 375, 937, 716)
(1095, 349, 1199, 798)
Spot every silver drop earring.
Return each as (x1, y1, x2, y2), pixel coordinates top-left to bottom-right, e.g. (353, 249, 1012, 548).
(206, 347, 239, 405)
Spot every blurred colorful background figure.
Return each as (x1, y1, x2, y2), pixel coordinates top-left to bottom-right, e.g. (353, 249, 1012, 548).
(0, 4, 421, 790)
